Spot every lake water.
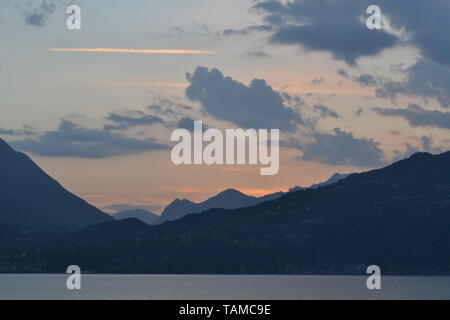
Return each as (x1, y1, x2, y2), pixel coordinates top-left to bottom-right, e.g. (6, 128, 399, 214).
(0, 274, 449, 300)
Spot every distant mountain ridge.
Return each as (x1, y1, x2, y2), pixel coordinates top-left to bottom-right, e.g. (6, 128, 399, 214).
(155, 174, 349, 225)
(289, 173, 350, 192)
(113, 209, 159, 225)
(0, 139, 112, 230)
(155, 188, 284, 225)
(1, 150, 450, 274)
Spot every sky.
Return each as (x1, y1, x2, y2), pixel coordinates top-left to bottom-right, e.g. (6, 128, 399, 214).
(1, 0, 450, 214)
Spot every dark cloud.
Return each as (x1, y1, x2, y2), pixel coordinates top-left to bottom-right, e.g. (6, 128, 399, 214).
(313, 104, 339, 119)
(253, 0, 398, 65)
(165, 23, 212, 38)
(104, 112, 165, 131)
(376, 59, 450, 108)
(380, 0, 450, 67)
(11, 120, 169, 158)
(222, 25, 274, 36)
(185, 66, 303, 131)
(337, 69, 349, 78)
(176, 117, 208, 132)
(147, 98, 194, 118)
(353, 74, 377, 87)
(24, 0, 57, 28)
(185, 65, 388, 167)
(373, 104, 450, 130)
(271, 25, 397, 66)
(301, 128, 385, 167)
(355, 107, 364, 117)
(337, 69, 378, 86)
(252, 1, 450, 67)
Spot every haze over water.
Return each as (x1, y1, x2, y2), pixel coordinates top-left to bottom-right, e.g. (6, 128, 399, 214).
(1, 275, 449, 300)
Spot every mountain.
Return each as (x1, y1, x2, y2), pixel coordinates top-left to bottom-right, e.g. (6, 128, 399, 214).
(1, 151, 449, 274)
(156, 173, 349, 225)
(113, 209, 159, 225)
(0, 139, 112, 230)
(309, 173, 351, 188)
(289, 172, 350, 192)
(155, 189, 284, 225)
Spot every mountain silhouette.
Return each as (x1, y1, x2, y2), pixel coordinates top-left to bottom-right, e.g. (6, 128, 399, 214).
(1, 149, 450, 274)
(289, 172, 350, 192)
(309, 173, 351, 188)
(155, 188, 284, 224)
(0, 139, 112, 230)
(156, 173, 348, 225)
(113, 209, 159, 225)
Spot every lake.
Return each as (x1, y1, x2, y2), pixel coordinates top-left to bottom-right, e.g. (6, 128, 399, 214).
(0, 274, 449, 300)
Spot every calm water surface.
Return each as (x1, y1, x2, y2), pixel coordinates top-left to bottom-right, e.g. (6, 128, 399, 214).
(0, 274, 449, 300)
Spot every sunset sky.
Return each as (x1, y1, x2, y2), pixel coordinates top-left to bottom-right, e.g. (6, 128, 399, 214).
(1, 0, 449, 213)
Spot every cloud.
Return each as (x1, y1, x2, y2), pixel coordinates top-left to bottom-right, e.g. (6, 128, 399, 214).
(253, 0, 398, 65)
(380, 0, 450, 67)
(23, 0, 57, 28)
(337, 69, 378, 86)
(176, 117, 208, 132)
(251, 1, 450, 67)
(300, 128, 385, 167)
(353, 74, 377, 87)
(311, 77, 325, 85)
(185, 66, 303, 131)
(222, 25, 274, 36)
(185, 66, 387, 167)
(313, 104, 339, 119)
(11, 120, 169, 158)
(104, 112, 165, 131)
(376, 59, 450, 108)
(355, 107, 364, 117)
(373, 104, 450, 130)
(243, 48, 270, 58)
(337, 69, 349, 78)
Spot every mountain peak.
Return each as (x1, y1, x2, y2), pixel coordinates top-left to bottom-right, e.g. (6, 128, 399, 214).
(409, 151, 432, 159)
(217, 188, 245, 196)
(206, 188, 252, 204)
(0, 140, 113, 230)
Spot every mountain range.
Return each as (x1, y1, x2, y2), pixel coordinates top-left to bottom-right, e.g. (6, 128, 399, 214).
(0, 144, 449, 274)
(124, 174, 350, 225)
(154, 189, 285, 225)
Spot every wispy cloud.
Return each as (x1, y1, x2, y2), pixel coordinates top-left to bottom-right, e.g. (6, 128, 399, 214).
(49, 48, 218, 55)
